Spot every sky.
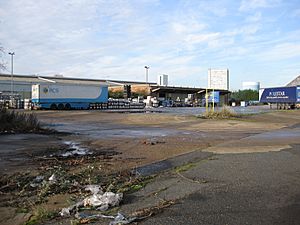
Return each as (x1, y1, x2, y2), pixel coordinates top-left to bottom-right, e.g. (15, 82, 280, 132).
(0, 0, 300, 90)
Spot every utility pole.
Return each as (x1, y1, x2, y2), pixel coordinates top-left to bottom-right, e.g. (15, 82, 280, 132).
(8, 52, 15, 97)
(144, 66, 149, 83)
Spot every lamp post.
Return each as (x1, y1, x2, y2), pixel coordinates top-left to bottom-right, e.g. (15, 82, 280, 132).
(144, 66, 149, 83)
(8, 52, 15, 97)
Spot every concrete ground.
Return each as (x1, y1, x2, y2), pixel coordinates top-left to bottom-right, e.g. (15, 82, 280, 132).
(0, 108, 300, 225)
(111, 122, 300, 225)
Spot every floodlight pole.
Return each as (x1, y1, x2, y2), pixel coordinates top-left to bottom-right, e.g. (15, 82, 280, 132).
(144, 66, 149, 83)
(8, 52, 15, 97)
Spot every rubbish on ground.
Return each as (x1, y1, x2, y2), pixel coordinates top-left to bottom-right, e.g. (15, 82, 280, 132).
(85, 185, 102, 195)
(60, 185, 123, 216)
(30, 175, 44, 187)
(48, 174, 56, 183)
(83, 191, 123, 211)
(60, 200, 84, 217)
(74, 212, 136, 225)
(109, 212, 137, 225)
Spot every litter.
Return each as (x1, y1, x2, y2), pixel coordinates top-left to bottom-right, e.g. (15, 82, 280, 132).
(48, 174, 56, 183)
(59, 200, 84, 217)
(83, 190, 123, 211)
(74, 212, 136, 225)
(60, 185, 123, 216)
(85, 184, 102, 195)
(109, 212, 137, 225)
(30, 175, 44, 188)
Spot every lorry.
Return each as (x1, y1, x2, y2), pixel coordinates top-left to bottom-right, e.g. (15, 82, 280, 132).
(259, 86, 300, 109)
(31, 83, 108, 110)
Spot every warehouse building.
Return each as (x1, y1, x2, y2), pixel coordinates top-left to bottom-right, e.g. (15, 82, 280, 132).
(0, 73, 230, 106)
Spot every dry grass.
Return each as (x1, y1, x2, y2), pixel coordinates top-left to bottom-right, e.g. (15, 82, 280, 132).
(0, 108, 42, 133)
(202, 107, 239, 119)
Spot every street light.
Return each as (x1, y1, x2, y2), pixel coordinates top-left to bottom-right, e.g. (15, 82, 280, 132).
(144, 65, 149, 83)
(8, 52, 15, 97)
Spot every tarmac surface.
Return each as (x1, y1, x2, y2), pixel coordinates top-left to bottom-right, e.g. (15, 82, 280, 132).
(1, 107, 300, 225)
(139, 144, 300, 225)
(128, 122, 300, 225)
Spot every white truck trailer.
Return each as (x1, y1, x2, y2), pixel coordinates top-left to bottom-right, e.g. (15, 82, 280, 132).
(31, 83, 108, 110)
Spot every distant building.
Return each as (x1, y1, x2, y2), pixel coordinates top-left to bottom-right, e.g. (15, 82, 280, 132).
(208, 69, 229, 90)
(242, 81, 260, 91)
(286, 75, 300, 87)
(157, 74, 168, 86)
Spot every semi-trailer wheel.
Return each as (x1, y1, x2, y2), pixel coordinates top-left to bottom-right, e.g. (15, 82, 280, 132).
(50, 103, 57, 110)
(65, 103, 71, 110)
(58, 103, 64, 110)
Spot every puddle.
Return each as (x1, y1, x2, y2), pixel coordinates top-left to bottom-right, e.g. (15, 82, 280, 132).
(146, 106, 271, 115)
(50, 141, 93, 157)
(47, 123, 188, 139)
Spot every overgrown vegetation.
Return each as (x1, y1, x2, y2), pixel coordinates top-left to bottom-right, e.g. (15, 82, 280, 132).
(202, 107, 239, 119)
(0, 108, 44, 133)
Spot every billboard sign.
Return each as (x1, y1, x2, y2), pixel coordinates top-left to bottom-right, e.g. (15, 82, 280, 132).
(207, 91, 220, 103)
(260, 86, 297, 103)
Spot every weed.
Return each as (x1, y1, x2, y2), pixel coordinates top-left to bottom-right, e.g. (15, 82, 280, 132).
(175, 162, 197, 173)
(0, 108, 47, 134)
(201, 107, 240, 119)
(24, 207, 56, 225)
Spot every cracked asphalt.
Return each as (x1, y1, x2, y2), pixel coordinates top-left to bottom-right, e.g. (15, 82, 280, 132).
(139, 144, 300, 225)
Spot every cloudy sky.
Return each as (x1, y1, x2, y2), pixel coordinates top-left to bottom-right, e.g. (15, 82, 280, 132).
(0, 0, 300, 90)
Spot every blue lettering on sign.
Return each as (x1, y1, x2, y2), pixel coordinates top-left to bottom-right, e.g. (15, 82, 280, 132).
(49, 87, 59, 93)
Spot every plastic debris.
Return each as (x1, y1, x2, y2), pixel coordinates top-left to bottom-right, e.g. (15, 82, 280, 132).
(30, 176, 44, 187)
(85, 185, 103, 195)
(59, 200, 84, 217)
(83, 191, 123, 211)
(109, 212, 137, 225)
(60, 185, 123, 217)
(74, 212, 137, 225)
(48, 174, 56, 183)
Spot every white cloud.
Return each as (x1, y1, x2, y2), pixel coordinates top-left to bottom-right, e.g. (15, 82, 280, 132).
(185, 33, 221, 44)
(239, 0, 281, 11)
(259, 43, 300, 61)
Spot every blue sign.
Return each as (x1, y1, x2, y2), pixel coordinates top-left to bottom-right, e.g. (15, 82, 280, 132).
(208, 91, 220, 103)
(260, 86, 297, 103)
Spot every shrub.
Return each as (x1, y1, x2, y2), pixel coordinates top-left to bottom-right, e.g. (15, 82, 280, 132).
(202, 107, 238, 119)
(0, 108, 43, 134)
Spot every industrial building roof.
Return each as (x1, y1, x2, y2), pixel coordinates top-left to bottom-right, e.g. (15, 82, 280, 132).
(286, 75, 300, 87)
(0, 73, 156, 86)
(150, 85, 231, 94)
